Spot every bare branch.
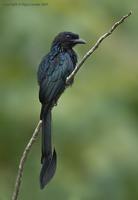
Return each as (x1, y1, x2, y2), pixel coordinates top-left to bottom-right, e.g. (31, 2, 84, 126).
(11, 120, 42, 200)
(11, 11, 132, 200)
(66, 11, 132, 84)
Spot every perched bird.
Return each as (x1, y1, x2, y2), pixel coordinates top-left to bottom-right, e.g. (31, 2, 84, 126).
(37, 32, 86, 189)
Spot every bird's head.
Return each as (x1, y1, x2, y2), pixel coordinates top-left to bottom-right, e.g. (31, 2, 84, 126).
(52, 32, 86, 49)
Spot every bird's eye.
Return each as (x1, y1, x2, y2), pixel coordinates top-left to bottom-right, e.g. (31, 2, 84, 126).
(66, 35, 71, 39)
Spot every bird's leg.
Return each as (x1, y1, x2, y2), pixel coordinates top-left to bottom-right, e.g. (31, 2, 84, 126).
(52, 100, 58, 107)
(54, 101, 58, 106)
(65, 77, 74, 87)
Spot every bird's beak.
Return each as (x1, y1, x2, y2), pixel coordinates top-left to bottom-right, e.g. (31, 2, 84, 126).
(72, 38, 86, 44)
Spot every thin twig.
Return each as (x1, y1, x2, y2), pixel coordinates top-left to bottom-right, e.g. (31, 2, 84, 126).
(11, 11, 132, 200)
(66, 11, 132, 84)
(11, 120, 42, 200)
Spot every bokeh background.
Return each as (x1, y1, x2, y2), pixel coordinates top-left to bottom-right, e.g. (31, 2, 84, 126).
(0, 0, 138, 199)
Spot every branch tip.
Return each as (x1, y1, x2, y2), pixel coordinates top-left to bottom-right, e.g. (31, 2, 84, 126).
(66, 11, 132, 84)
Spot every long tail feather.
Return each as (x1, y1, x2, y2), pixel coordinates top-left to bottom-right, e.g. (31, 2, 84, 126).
(40, 149, 57, 189)
(40, 105, 57, 189)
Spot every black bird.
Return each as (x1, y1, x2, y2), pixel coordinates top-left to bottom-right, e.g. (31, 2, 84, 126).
(37, 32, 86, 189)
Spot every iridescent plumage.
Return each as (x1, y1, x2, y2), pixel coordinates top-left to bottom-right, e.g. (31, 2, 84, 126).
(37, 32, 86, 189)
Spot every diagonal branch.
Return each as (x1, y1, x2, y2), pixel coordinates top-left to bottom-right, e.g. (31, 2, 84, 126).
(11, 120, 42, 200)
(66, 11, 132, 84)
(11, 11, 132, 200)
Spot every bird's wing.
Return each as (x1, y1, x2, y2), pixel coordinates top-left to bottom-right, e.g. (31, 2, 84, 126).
(38, 52, 74, 105)
(37, 54, 50, 84)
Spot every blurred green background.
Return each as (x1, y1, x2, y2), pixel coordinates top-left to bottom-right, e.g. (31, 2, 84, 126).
(0, 0, 138, 199)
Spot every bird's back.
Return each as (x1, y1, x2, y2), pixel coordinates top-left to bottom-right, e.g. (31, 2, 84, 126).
(37, 48, 77, 107)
